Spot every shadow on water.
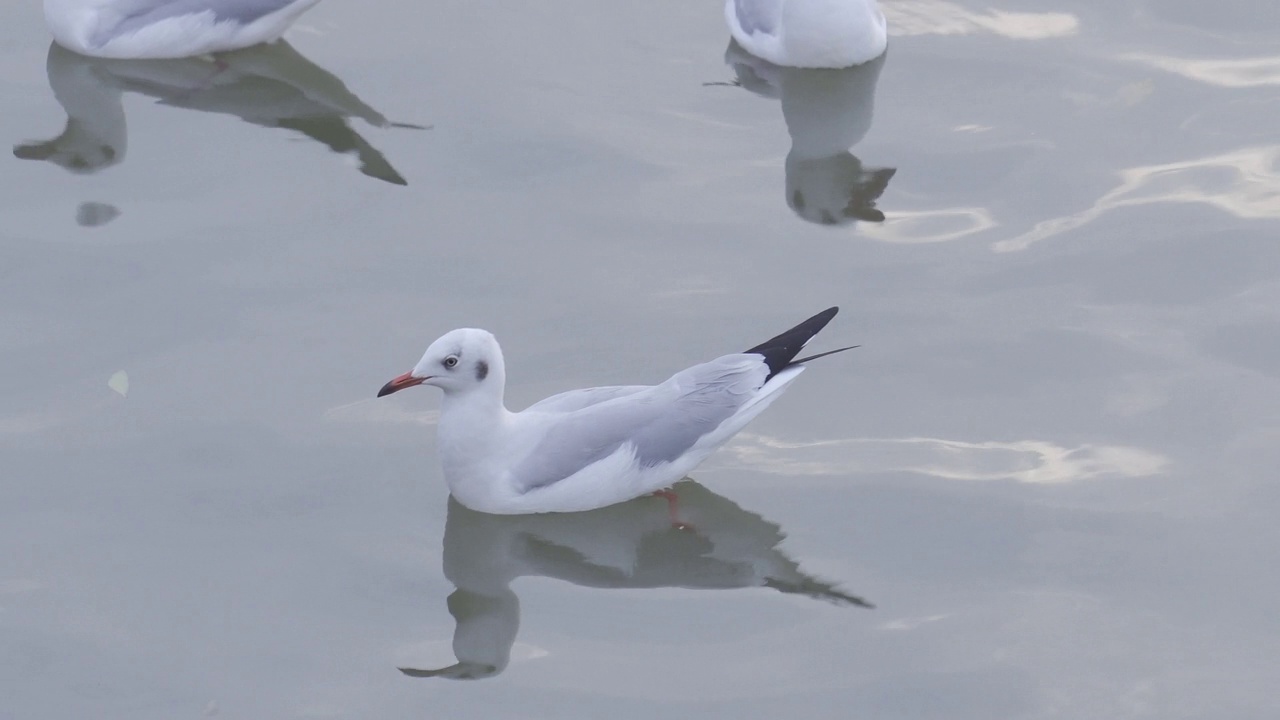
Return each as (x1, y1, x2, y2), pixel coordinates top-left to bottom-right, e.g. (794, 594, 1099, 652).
(714, 41, 895, 228)
(401, 479, 870, 680)
(13, 40, 420, 197)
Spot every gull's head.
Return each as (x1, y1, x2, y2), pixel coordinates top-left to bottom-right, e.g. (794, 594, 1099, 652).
(378, 328, 502, 398)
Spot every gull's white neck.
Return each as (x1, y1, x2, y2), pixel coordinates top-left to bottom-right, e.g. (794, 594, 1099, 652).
(435, 364, 513, 506)
(438, 388, 508, 431)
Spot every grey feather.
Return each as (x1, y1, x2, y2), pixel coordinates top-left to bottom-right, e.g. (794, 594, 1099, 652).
(99, 0, 306, 45)
(512, 355, 768, 491)
(523, 385, 649, 414)
(734, 0, 781, 35)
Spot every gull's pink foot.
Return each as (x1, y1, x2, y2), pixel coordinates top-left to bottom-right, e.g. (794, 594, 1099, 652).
(198, 57, 232, 87)
(651, 489, 696, 531)
(168, 57, 232, 102)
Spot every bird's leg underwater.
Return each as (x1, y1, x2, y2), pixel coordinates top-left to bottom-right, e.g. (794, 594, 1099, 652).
(651, 489, 695, 531)
(167, 55, 232, 102)
(202, 55, 232, 82)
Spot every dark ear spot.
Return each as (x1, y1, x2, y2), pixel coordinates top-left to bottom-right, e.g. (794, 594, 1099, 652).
(475, 360, 489, 381)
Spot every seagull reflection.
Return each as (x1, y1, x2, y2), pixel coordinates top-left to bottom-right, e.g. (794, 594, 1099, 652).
(401, 479, 870, 680)
(14, 41, 416, 186)
(722, 41, 895, 227)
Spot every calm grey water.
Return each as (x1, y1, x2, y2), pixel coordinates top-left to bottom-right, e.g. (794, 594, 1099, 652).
(3, 1, 1279, 718)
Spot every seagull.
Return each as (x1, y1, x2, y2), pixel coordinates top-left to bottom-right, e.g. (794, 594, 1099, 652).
(43, 0, 323, 59)
(725, 0, 887, 68)
(377, 307, 856, 515)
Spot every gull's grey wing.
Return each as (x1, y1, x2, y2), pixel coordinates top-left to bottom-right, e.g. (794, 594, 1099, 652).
(104, 0, 306, 39)
(733, 0, 781, 36)
(511, 355, 768, 492)
(523, 385, 650, 414)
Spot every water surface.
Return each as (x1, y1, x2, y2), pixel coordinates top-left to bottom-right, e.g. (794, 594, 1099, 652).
(2, 1, 1278, 718)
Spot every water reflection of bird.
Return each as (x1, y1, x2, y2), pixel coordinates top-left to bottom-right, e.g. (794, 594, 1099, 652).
(401, 481, 871, 680)
(725, 0, 887, 68)
(44, 0, 323, 59)
(14, 41, 413, 186)
(723, 41, 894, 227)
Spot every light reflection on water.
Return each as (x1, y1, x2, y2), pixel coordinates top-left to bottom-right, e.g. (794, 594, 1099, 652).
(883, 1, 1079, 40)
(1122, 53, 1280, 89)
(996, 144, 1280, 252)
(719, 433, 1168, 484)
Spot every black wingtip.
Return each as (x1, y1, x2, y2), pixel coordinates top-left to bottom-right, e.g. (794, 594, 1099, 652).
(745, 307, 842, 380)
(793, 345, 860, 365)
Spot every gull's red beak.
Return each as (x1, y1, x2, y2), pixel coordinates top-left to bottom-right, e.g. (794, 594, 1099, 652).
(378, 371, 426, 397)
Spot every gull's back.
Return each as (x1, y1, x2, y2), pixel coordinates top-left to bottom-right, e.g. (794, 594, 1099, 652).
(503, 353, 784, 499)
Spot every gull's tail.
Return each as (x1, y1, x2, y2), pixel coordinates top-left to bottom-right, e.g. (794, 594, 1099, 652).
(746, 307, 857, 380)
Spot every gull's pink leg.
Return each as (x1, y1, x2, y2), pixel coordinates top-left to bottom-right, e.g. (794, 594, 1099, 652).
(168, 57, 232, 102)
(651, 489, 694, 531)
(197, 57, 231, 87)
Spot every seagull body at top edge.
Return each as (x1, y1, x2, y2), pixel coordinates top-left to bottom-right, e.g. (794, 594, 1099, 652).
(726, 0, 887, 68)
(44, 0, 322, 59)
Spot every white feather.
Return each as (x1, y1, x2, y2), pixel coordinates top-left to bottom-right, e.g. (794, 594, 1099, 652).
(725, 0, 888, 68)
(43, 0, 322, 59)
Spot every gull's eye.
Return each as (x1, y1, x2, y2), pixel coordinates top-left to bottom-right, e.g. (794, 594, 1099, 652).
(443, 356, 459, 369)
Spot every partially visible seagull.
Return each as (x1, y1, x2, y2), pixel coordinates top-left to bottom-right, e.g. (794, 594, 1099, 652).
(725, 0, 887, 68)
(44, 0, 322, 59)
(377, 307, 856, 514)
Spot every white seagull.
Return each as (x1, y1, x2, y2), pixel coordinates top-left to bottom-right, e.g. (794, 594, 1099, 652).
(725, 0, 888, 68)
(377, 308, 855, 515)
(43, 0, 322, 59)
